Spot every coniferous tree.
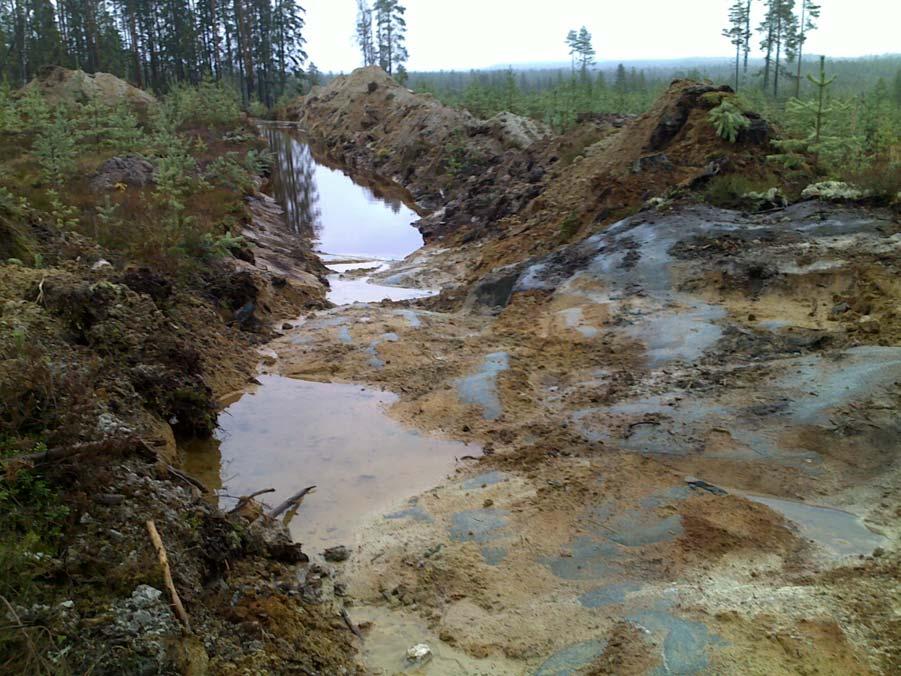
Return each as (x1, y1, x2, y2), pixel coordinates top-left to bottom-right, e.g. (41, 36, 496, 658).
(576, 26, 595, 77)
(0, 0, 307, 103)
(793, 0, 820, 97)
(723, 0, 750, 91)
(565, 26, 595, 78)
(758, 0, 799, 97)
(614, 63, 628, 94)
(742, 0, 752, 73)
(374, 0, 407, 77)
(355, 0, 376, 67)
(565, 30, 578, 73)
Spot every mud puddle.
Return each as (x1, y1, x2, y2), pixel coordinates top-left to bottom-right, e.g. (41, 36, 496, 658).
(181, 376, 470, 551)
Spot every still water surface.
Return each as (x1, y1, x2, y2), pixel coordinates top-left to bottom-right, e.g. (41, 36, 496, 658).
(181, 125, 463, 554)
(182, 377, 469, 551)
(262, 124, 424, 260)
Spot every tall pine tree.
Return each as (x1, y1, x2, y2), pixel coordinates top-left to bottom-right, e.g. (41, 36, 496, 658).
(723, 0, 750, 91)
(793, 0, 821, 97)
(374, 0, 406, 78)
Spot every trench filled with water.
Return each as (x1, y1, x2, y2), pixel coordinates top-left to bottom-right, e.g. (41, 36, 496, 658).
(181, 124, 466, 554)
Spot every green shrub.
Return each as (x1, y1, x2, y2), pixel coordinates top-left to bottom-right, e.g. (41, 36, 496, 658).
(704, 174, 780, 208)
(247, 99, 269, 118)
(708, 100, 750, 143)
(14, 87, 49, 128)
(0, 81, 19, 132)
(205, 152, 254, 192)
(558, 212, 581, 242)
(160, 80, 242, 128)
(33, 115, 76, 186)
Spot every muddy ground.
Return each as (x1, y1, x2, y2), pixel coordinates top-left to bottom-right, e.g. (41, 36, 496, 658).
(265, 199, 899, 675)
(4, 66, 897, 675)
(259, 71, 901, 674)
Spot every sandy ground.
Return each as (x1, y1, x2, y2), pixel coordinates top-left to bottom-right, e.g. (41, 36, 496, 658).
(263, 201, 900, 674)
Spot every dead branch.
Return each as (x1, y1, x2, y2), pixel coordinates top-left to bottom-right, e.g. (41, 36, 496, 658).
(268, 486, 316, 519)
(1, 437, 143, 466)
(229, 488, 276, 514)
(340, 608, 364, 640)
(165, 465, 210, 494)
(146, 520, 192, 633)
(35, 276, 45, 306)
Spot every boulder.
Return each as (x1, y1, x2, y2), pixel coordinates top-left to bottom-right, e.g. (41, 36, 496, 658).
(478, 111, 551, 150)
(90, 155, 156, 192)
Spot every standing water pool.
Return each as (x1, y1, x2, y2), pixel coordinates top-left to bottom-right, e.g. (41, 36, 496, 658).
(262, 123, 435, 304)
(181, 124, 463, 555)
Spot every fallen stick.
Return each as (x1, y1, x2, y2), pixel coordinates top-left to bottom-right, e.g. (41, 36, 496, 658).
(146, 520, 192, 633)
(229, 488, 276, 514)
(165, 465, 210, 494)
(340, 608, 364, 640)
(1, 437, 142, 466)
(269, 486, 316, 519)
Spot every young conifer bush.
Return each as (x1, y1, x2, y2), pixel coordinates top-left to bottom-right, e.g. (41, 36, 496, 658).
(33, 114, 76, 186)
(708, 100, 750, 143)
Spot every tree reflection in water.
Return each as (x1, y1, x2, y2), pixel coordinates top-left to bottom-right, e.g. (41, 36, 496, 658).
(263, 126, 322, 240)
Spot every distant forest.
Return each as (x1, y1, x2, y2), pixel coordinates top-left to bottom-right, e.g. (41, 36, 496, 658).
(402, 56, 901, 120)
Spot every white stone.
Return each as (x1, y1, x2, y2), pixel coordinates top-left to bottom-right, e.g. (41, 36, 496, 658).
(406, 643, 432, 664)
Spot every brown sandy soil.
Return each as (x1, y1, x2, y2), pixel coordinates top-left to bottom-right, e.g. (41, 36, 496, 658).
(264, 194, 899, 673)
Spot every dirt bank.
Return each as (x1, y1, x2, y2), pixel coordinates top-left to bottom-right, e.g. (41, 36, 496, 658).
(287, 71, 776, 290)
(0, 80, 362, 670)
(283, 66, 554, 244)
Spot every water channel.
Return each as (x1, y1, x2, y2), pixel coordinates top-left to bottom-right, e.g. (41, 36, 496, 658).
(181, 124, 469, 554)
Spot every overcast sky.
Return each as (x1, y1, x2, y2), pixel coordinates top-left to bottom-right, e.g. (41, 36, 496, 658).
(304, 0, 901, 73)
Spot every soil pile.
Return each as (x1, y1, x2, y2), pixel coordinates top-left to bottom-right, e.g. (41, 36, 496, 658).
(21, 65, 157, 110)
(284, 66, 552, 242)
(463, 80, 774, 277)
(290, 72, 775, 285)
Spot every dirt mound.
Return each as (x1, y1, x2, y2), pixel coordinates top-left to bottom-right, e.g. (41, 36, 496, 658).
(284, 66, 552, 242)
(461, 80, 774, 278)
(291, 74, 774, 281)
(22, 66, 156, 110)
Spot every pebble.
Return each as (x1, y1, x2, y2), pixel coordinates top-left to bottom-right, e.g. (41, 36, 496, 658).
(406, 643, 432, 665)
(323, 545, 351, 562)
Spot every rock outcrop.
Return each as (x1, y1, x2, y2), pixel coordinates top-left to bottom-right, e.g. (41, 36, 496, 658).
(89, 155, 156, 192)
